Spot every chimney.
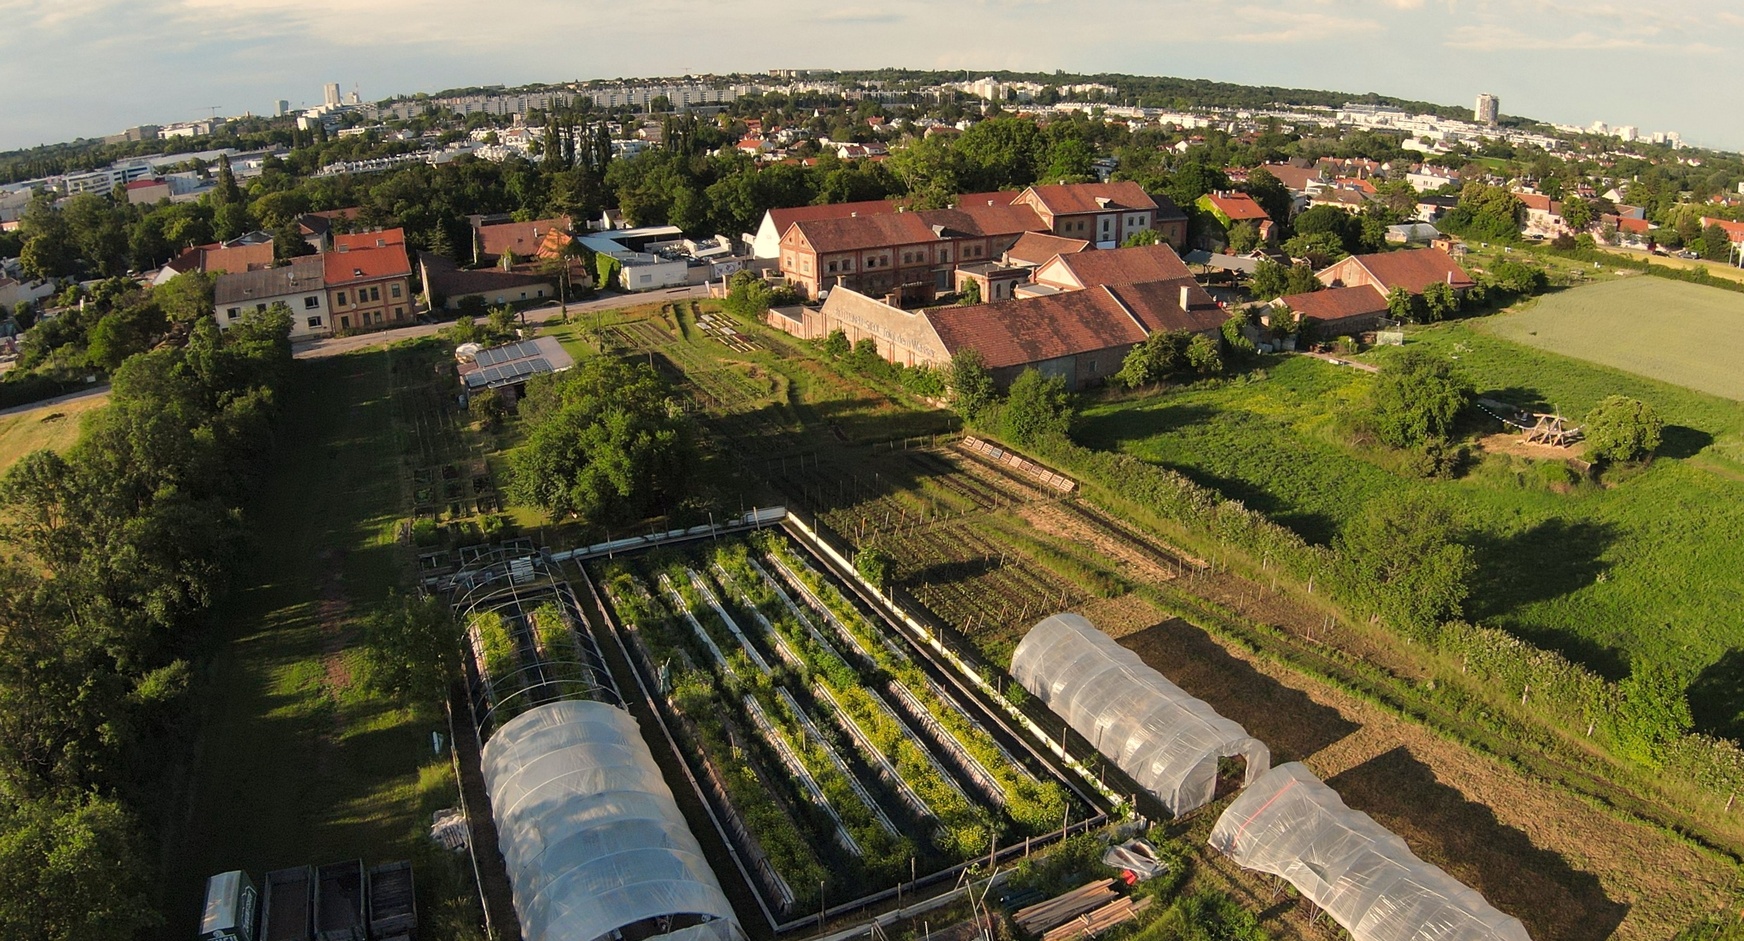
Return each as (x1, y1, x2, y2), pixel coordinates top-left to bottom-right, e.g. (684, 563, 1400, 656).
(1179, 285, 1191, 309)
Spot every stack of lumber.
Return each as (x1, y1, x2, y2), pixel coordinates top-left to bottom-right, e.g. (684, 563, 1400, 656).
(1039, 898, 1152, 941)
(1012, 880, 1118, 935)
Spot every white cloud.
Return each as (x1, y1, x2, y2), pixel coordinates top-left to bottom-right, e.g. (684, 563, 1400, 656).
(1, 0, 1742, 150)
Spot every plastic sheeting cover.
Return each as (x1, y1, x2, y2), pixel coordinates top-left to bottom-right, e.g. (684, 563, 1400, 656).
(1009, 613, 1269, 816)
(1210, 763, 1531, 941)
(481, 700, 742, 941)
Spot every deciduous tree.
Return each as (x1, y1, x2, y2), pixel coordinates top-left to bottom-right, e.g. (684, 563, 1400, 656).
(1367, 347, 1472, 448)
(1584, 395, 1663, 464)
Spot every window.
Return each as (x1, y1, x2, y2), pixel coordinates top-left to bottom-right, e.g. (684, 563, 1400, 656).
(306, 316, 323, 329)
(394, 307, 404, 318)
(865, 256, 876, 269)
(368, 286, 381, 302)
(226, 307, 239, 320)
(339, 316, 351, 329)
(639, 274, 652, 284)
(336, 291, 348, 306)
(303, 295, 320, 309)
(801, 259, 811, 274)
(390, 283, 402, 299)
(828, 261, 838, 273)
(518, 292, 527, 299)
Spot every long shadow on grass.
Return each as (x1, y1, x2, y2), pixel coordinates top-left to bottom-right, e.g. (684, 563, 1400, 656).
(1465, 519, 1624, 676)
(1689, 649, 1744, 742)
(1328, 746, 1627, 941)
(1118, 618, 1359, 762)
(1658, 424, 1714, 460)
(1073, 402, 1220, 450)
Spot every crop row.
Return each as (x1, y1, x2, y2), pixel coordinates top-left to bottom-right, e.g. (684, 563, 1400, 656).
(599, 564, 830, 907)
(749, 534, 1071, 833)
(604, 557, 918, 890)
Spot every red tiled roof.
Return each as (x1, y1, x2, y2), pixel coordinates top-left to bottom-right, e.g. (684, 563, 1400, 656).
(1005, 231, 1089, 266)
(952, 191, 1022, 209)
(1255, 163, 1320, 192)
(922, 203, 1044, 238)
(167, 241, 274, 275)
(125, 178, 167, 191)
(1048, 242, 1196, 289)
(324, 243, 411, 285)
(1203, 192, 1271, 222)
(789, 212, 942, 253)
(1701, 217, 1744, 242)
(1105, 280, 1225, 333)
(926, 290, 1145, 369)
(1344, 248, 1474, 293)
(1278, 285, 1388, 324)
(1024, 181, 1157, 216)
(334, 227, 407, 252)
(1614, 216, 1653, 234)
(768, 200, 899, 235)
(1515, 192, 1557, 213)
(478, 218, 570, 260)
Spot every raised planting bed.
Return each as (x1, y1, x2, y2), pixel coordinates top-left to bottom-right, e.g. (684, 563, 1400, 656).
(584, 534, 1102, 932)
(755, 533, 1073, 833)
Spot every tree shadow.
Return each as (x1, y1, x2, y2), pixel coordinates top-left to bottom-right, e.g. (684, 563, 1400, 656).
(1070, 403, 1220, 451)
(1466, 518, 1615, 614)
(1657, 424, 1714, 460)
(1689, 649, 1744, 742)
(1119, 618, 1359, 762)
(1328, 746, 1628, 941)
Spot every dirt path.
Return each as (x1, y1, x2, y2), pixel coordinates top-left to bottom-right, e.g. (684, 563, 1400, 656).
(897, 443, 1738, 939)
(1116, 617, 1734, 941)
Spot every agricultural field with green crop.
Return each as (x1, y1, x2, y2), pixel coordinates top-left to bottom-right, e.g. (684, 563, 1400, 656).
(1481, 277, 1744, 400)
(1075, 326, 1744, 738)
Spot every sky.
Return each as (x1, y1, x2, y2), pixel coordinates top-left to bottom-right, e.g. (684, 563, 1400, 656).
(1, 0, 1741, 153)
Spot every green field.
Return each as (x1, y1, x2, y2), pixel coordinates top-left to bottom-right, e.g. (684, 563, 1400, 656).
(1482, 277, 1744, 401)
(162, 347, 477, 939)
(1076, 320, 1744, 738)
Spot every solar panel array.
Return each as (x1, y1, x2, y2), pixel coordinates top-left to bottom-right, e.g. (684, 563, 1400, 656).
(473, 340, 545, 367)
(465, 357, 553, 389)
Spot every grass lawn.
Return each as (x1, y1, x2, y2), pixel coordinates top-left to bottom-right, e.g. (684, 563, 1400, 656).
(0, 389, 107, 472)
(1481, 277, 1744, 401)
(1077, 332, 1744, 735)
(162, 347, 471, 938)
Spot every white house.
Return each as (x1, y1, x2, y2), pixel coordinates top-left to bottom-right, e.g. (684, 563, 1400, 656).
(212, 255, 332, 340)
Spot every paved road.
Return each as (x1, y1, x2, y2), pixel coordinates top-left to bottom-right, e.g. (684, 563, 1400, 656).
(0, 383, 111, 418)
(291, 285, 713, 360)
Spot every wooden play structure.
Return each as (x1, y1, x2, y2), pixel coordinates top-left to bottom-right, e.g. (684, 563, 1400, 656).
(1476, 398, 1584, 448)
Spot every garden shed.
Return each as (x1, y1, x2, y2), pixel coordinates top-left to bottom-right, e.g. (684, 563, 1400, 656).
(1009, 613, 1270, 816)
(481, 700, 744, 941)
(1209, 762, 1531, 941)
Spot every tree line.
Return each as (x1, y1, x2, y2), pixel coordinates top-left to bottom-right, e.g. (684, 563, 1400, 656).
(0, 298, 294, 939)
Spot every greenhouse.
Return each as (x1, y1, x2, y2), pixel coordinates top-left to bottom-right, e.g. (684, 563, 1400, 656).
(1009, 613, 1270, 816)
(1209, 763, 1531, 941)
(481, 700, 744, 941)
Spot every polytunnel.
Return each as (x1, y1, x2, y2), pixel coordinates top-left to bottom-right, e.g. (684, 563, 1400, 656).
(1209, 763, 1531, 941)
(1009, 612, 1270, 816)
(481, 699, 744, 941)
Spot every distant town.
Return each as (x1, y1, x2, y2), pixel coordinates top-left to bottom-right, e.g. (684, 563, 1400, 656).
(4, 64, 1744, 941)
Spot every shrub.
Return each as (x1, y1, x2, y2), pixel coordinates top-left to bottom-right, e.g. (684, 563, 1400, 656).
(1583, 395, 1663, 465)
(1367, 348, 1473, 449)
